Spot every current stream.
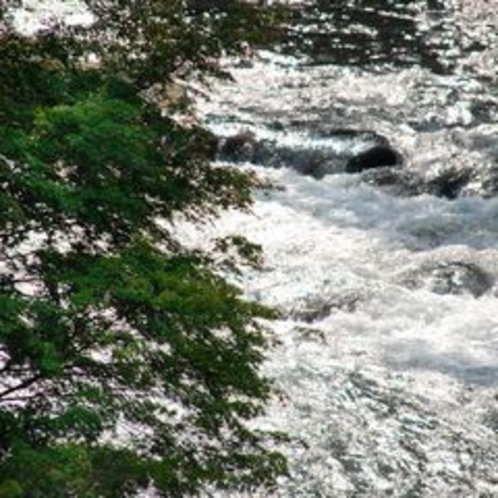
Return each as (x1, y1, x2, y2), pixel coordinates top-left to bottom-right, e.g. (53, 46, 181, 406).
(11, 1, 498, 496)
(191, 1, 498, 496)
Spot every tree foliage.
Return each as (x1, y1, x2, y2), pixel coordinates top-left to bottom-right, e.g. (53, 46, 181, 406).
(79, 0, 285, 87)
(0, 1, 287, 495)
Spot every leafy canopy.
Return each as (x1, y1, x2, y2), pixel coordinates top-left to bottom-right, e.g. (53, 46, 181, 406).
(0, 1, 287, 496)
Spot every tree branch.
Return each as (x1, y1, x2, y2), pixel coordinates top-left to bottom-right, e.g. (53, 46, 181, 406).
(0, 375, 42, 401)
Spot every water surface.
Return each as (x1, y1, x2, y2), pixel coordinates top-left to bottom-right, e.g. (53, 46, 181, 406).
(194, 1, 498, 495)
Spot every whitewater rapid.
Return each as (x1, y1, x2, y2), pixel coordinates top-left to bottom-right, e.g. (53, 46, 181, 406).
(182, 161, 498, 496)
(190, 27, 498, 495)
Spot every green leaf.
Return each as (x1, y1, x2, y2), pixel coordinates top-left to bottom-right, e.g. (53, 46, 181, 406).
(0, 2, 288, 495)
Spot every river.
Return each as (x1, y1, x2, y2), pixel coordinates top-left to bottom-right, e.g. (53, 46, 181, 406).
(191, 1, 498, 496)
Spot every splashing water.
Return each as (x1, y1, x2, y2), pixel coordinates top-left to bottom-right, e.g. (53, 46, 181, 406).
(190, 1, 498, 495)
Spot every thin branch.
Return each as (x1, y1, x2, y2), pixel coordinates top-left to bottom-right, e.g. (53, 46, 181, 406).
(0, 375, 42, 401)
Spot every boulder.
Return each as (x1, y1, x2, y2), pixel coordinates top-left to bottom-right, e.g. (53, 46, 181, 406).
(217, 131, 258, 163)
(290, 291, 362, 322)
(217, 131, 280, 166)
(217, 129, 403, 180)
(278, 147, 341, 178)
(345, 145, 402, 173)
(425, 168, 472, 200)
(360, 167, 423, 197)
(400, 261, 492, 298)
(479, 165, 498, 199)
(313, 128, 392, 148)
(361, 166, 475, 201)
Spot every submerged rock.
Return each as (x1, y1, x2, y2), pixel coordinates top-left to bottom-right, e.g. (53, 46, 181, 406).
(361, 166, 478, 201)
(279, 147, 342, 179)
(425, 168, 472, 200)
(345, 145, 402, 173)
(478, 165, 498, 199)
(360, 167, 423, 197)
(218, 130, 485, 203)
(218, 132, 284, 166)
(312, 127, 392, 147)
(218, 128, 403, 180)
(217, 130, 344, 176)
(400, 261, 493, 298)
(290, 291, 363, 322)
(217, 131, 259, 163)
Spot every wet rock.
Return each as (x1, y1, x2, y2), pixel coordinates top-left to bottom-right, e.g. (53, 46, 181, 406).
(345, 145, 402, 173)
(400, 261, 492, 298)
(217, 132, 280, 166)
(313, 128, 392, 147)
(290, 292, 362, 322)
(218, 129, 403, 179)
(479, 165, 498, 199)
(279, 147, 342, 178)
(470, 99, 498, 124)
(362, 166, 476, 200)
(295, 326, 327, 344)
(425, 168, 472, 200)
(360, 167, 424, 197)
(217, 131, 342, 176)
(252, 139, 280, 166)
(217, 131, 258, 163)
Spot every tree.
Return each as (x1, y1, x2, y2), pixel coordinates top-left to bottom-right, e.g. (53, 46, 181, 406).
(0, 2, 287, 495)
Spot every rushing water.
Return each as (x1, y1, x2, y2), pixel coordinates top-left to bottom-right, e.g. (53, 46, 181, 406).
(11, 1, 498, 496)
(189, 1, 498, 496)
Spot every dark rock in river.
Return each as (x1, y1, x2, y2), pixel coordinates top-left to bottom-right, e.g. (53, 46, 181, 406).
(217, 132, 280, 166)
(400, 261, 492, 298)
(290, 291, 362, 322)
(345, 145, 402, 173)
(361, 166, 476, 200)
(313, 127, 391, 146)
(479, 165, 498, 199)
(218, 128, 403, 180)
(217, 131, 342, 177)
(218, 131, 258, 163)
(278, 147, 341, 179)
(425, 168, 472, 200)
(360, 167, 423, 197)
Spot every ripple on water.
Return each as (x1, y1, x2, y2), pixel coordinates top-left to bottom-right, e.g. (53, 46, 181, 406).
(198, 2, 498, 495)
